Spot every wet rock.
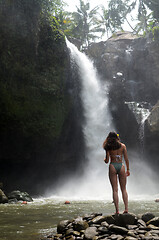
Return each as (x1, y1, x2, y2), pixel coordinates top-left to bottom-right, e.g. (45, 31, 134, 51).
(147, 217, 159, 227)
(127, 225, 138, 230)
(8, 190, 33, 202)
(141, 213, 155, 223)
(0, 189, 8, 203)
(109, 225, 128, 234)
(73, 217, 89, 231)
(124, 237, 138, 240)
(84, 227, 98, 239)
(101, 221, 109, 228)
(8, 198, 18, 204)
(97, 226, 109, 234)
(57, 220, 71, 233)
(65, 229, 74, 236)
(147, 224, 159, 230)
(147, 100, 159, 133)
(138, 218, 147, 228)
(91, 215, 109, 225)
(114, 213, 137, 227)
(104, 215, 116, 224)
(127, 230, 137, 237)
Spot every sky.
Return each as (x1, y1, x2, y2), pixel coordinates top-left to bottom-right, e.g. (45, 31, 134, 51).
(64, 0, 108, 12)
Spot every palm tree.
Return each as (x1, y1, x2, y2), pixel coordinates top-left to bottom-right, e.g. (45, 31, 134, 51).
(69, 0, 100, 48)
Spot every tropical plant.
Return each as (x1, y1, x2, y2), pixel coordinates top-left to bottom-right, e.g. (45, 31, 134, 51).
(64, 0, 100, 48)
(100, 0, 158, 36)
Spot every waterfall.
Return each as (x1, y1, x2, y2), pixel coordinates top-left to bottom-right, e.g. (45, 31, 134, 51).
(125, 101, 151, 155)
(55, 38, 115, 199)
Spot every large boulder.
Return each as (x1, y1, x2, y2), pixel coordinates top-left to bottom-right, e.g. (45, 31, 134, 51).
(147, 100, 159, 133)
(8, 190, 33, 202)
(0, 189, 8, 203)
(87, 31, 159, 160)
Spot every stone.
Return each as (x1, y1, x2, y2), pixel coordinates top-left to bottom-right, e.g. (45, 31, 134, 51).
(147, 224, 159, 230)
(91, 216, 109, 225)
(104, 215, 116, 225)
(97, 226, 109, 234)
(127, 230, 137, 238)
(8, 198, 18, 204)
(101, 221, 109, 228)
(73, 218, 89, 232)
(84, 227, 98, 239)
(147, 217, 159, 227)
(8, 190, 33, 202)
(124, 237, 137, 240)
(147, 100, 159, 133)
(57, 220, 70, 233)
(127, 225, 138, 230)
(141, 213, 155, 223)
(109, 225, 128, 234)
(65, 229, 74, 236)
(73, 231, 80, 237)
(0, 189, 8, 203)
(114, 213, 137, 227)
(137, 229, 147, 234)
(138, 219, 147, 227)
(116, 236, 124, 240)
(149, 229, 159, 235)
(110, 234, 118, 239)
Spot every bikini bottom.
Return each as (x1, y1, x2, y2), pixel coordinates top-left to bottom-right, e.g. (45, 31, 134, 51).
(110, 162, 123, 174)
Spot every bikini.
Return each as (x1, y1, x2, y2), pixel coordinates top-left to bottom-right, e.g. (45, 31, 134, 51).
(110, 155, 123, 174)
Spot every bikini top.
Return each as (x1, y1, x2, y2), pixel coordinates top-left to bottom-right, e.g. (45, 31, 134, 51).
(110, 154, 122, 162)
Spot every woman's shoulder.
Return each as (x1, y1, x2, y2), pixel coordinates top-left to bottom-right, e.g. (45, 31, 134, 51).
(120, 143, 126, 150)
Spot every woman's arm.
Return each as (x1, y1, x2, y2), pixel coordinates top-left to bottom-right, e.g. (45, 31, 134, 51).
(104, 150, 109, 164)
(123, 144, 130, 176)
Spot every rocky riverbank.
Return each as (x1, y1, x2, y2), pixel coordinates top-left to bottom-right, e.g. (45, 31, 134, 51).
(42, 212, 159, 240)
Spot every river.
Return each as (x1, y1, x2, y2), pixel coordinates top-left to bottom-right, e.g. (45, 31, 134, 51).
(0, 197, 159, 240)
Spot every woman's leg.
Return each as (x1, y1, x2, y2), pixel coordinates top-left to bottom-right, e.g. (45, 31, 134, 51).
(118, 166, 128, 212)
(109, 164, 119, 213)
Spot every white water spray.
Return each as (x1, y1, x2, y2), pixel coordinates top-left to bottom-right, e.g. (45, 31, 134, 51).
(53, 39, 114, 199)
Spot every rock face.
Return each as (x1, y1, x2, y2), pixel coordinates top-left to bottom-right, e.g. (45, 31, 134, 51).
(0, 2, 85, 195)
(147, 100, 159, 133)
(87, 31, 159, 159)
(43, 212, 159, 240)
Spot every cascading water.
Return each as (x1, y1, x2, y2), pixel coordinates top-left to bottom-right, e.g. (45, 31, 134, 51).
(53, 39, 115, 199)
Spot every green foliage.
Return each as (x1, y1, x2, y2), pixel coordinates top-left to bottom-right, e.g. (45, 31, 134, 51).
(152, 26, 159, 41)
(0, 0, 71, 158)
(143, 0, 159, 22)
(63, 0, 100, 48)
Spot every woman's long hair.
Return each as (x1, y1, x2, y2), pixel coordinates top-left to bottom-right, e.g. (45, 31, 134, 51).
(103, 132, 121, 151)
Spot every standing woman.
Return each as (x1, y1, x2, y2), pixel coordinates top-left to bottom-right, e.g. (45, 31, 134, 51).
(103, 132, 130, 214)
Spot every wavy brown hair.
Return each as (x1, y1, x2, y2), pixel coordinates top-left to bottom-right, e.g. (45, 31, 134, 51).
(103, 132, 121, 151)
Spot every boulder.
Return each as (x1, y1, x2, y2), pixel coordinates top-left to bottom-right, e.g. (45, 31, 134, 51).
(109, 224, 128, 234)
(114, 213, 137, 227)
(147, 100, 159, 133)
(141, 212, 155, 223)
(73, 217, 89, 231)
(57, 220, 71, 234)
(8, 190, 33, 202)
(84, 227, 98, 239)
(147, 217, 159, 227)
(91, 215, 109, 225)
(0, 189, 8, 203)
